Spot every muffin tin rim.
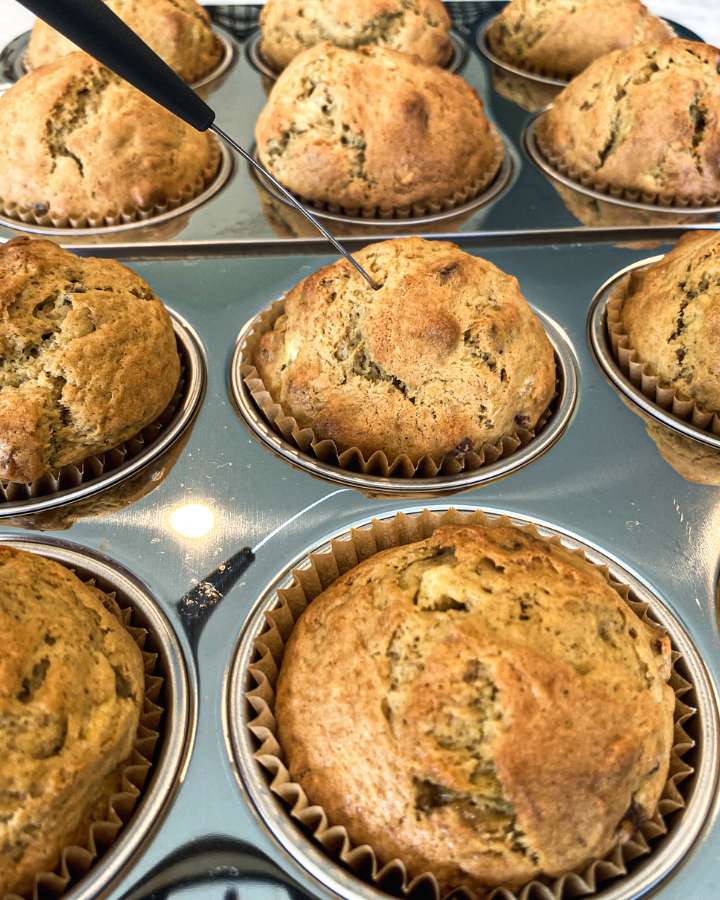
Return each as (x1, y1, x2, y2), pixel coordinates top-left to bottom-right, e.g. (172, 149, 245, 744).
(224, 503, 720, 900)
(588, 255, 720, 451)
(0, 533, 194, 900)
(244, 26, 469, 82)
(0, 307, 207, 518)
(523, 115, 720, 216)
(229, 303, 578, 494)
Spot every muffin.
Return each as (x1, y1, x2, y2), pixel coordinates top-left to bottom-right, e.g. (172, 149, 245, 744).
(0, 52, 220, 227)
(259, 0, 452, 72)
(486, 0, 672, 78)
(619, 230, 720, 414)
(0, 237, 181, 484)
(536, 40, 720, 204)
(26, 0, 222, 83)
(0, 547, 145, 898)
(253, 237, 555, 463)
(255, 43, 503, 216)
(275, 521, 675, 893)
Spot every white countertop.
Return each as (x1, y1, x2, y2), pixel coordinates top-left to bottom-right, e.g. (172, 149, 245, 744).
(3, 0, 719, 45)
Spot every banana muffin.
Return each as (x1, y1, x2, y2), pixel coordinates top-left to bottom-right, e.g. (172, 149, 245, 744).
(0, 547, 145, 898)
(620, 230, 720, 414)
(536, 40, 720, 203)
(487, 0, 672, 78)
(276, 521, 675, 893)
(253, 238, 555, 462)
(0, 52, 219, 225)
(0, 238, 181, 484)
(27, 0, 222, 83)
(259, 0, 452, 72)
(255, 43, 503, 215)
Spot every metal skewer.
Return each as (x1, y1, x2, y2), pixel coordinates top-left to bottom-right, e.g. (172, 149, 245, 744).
(16, 0, 381, 291)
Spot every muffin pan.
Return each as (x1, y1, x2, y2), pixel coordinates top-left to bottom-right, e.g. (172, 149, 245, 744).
(0, 310, 206, 523)
(0, 534, 192, 900)
(2, 232, 715, 899)
(0, 3, 708, 248)
(226, 507, 715, 900)
(230, 303, 576, 494)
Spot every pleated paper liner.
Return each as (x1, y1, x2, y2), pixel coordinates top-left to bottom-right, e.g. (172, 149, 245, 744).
(3, 582, 165, 900)
(606, 276, 720, 439)
(534, 122, 720, 210)
(240, 299, 558, 479)
(258, 129, 505, 221)
(0, 137, 221, 230)
(244, 509, 696, 900)
(0, 339, 187, 505)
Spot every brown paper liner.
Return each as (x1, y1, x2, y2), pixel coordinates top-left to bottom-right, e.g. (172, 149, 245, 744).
(3, 581, 165, 900)
(0, 138, 221, 231)
(244, 508, 695, 900)
(535, 120, 720, 210)
(259, 129, 505, 221)
(0, 336, 188, 503)
(240, 299, 560, 479)
(606, 275, 720, 438)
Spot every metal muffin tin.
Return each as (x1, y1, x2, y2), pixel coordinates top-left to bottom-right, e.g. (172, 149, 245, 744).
(226, 505, 718, 900)
(0, 3, 708, 248)
(0, 534, 193, 900)
(244, 27, 469, 80)
(0, 310, 206, 522)
(0, 25, 235, 90)
(229, 305, 577, 494)
(0, 231, 709, 900)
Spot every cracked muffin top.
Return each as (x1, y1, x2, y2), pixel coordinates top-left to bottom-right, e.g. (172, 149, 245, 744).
(0, 52, 218, 223)
(253, 238, 555, 462)
(27, 0, 222, 83)
(536, 40, 720, 201)
(256, 43, 503, 214)
(0, 547, 144, 898)
(621, 230, 720, 413)
(276, 522, 675, 893)
(0, 238, 180, 484)
(259, 0, 452, 71)
(486, 0, 671, 78)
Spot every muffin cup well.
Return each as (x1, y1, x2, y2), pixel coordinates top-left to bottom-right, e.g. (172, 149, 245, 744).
(0, 138, 223, 232)
(3, 588, 164, 900)
(242, 508, 696, 900)
(256, 130, 506, 222)
(238, 299, 557, 480)
(606, 276, 720, 438)
(533, 118, 720, 211)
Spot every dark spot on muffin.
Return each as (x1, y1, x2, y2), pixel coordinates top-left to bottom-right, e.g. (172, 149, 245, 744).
(414, 778, 456, 812)
(448, 436, 474, 457)
(44, 632, 56, 645)
(16, 657, 50, 703)
(514, 413, 531, 429)
(112, 664, 135, 700)
(437, 262, 460, 283)
(463, 658, 482, 682)
(33, 202, 49, 216)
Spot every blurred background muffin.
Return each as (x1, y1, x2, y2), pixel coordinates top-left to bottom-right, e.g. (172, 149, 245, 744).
(536, 39, 720, 205)
(487, 0, 672, 78)
(0, 238, 180, 484)
(0, 547, 145, 898)
(26, 0, 222, 83)
(0, 52, 219, 227)
(255, 43, 503, 217)
(259, 0, 452, 71)
(253, 237, 555, 465)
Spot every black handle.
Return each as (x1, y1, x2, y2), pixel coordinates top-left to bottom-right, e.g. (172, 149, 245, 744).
(17, 0, 215, 132)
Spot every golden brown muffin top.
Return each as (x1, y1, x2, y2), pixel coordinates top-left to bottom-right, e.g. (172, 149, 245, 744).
(621, 230, 720, 414)
(0, 52, 218, 222)
(0, 238, 181, 484)
(255, 43, 502, 214)
(487, 0, 672, 77)
(536, 40, 720, 201)
(27, 0, 222, 83)
(259, 0, 452, 71)
(277, 523, 675, 893)
(0, 547, 145, 898)
(254, 238, 555, 462)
